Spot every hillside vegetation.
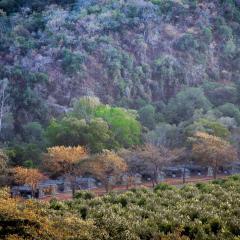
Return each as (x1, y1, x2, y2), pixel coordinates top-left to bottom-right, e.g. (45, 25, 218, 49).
(1, 1, 240, 239)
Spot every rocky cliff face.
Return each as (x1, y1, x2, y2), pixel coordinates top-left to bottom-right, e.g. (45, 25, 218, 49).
(0, 0, 240, 112)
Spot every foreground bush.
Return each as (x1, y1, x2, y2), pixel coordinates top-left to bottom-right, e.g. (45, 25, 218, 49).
(1, 176, 240, 239)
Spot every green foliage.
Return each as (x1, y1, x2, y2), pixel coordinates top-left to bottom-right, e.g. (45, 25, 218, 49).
(218, 103, 240, 125)
(217, 24, 233, 41)
(138, 104, 156, 130)
(71, 96, 101, 121)
(22, 122, 46, 145)
(223, 39, 237, 58)
(154, 182, 175, 192)
(203, 81, 238, 106)
(14, 36, 36, 55)
(1, 0, 240, 172)
(7, 143, 43, 167)
(46, 176, 240, 239)
(46, 117, 88, 147)
(153, 55, 184, 98)
(0, 0, 18, 13)
(95, 105, 141, 148)
(186, 118, 230, 139)
(0, 0, 76, 13)
(221, 0, 240, 22)
(74, 190, 96, 200)
(84, 118, 118, 153)
(165, 87, 212, 124)
(7, 67, 48, 134)
(152, 0, 187, 22)
(46, 100, 141, 152)
(60, 49, 85, 75)
(201, 27, 213, 44)
(145, 123, 181, 148)
(174, 34, 199, 52)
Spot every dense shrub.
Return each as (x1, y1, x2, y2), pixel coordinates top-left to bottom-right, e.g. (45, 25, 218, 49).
(78, 179, 240, 240)
(154, 182, 175, 191)
(203, 81, 238, 106)
(74, 190, 96, 200)
(165, 87, 212, 124)
(3, 176, 240, 239)
(138, 104, 156, 130)
(174, 34, 199, 52)
(60, 49, 85, 75)
(218, 103, 240, 125)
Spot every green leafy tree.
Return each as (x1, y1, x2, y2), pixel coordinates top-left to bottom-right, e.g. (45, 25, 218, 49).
(46, 117, 87, 147)
(203, 81, 238, 106)
(186, 118, 230, 139)
(84, 118, 118, 153)
(61, 49, 85, 76)
(71, 96, 101, 121)
(145, 123, 181, 148)
(46, 117, 117, 153)
(218, 103, 240, 125)
(138, 104, 156, 130)
(22, 122, 46, 146)
(95, 105, 141, 148)
(7, 67, 48, 134)
(166, 87, 212, 124)
(7, 143, 43, 167)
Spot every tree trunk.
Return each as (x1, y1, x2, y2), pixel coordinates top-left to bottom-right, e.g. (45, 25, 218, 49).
(154, 167, 160, 185)
(0, 81, 7, 135)
(151, 178, 155, 187)
(71, 185, 76, 197)
(105, 183, 110, 193)
(182, 167, 186, 184)
(213, 167, 217, 179)
(71, 176, 76, 197)
(126, 176, 130, 190)
(31, 187, 34, 199)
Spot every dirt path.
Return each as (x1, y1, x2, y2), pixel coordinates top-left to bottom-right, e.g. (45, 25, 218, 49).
(39, 175, 227, 202)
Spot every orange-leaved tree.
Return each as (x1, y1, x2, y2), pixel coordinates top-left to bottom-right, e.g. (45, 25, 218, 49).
(13, 167, 45, 197)
(191, 131, 237, 179)
(84, 150, 127, 192)
(44, 146, 88, 196)
(0, 188, 96, 240)
(137, 144, 181, 186)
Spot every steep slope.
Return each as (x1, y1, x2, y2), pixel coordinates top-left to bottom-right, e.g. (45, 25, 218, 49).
(0, 0, 240, 118)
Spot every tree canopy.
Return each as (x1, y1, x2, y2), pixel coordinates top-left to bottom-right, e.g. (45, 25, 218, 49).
(191, 132, 237, 179)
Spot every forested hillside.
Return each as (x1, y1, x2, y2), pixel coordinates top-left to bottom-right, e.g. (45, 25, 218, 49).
(0, 0, 240, 118)
(1, 1, 240, 239)
(0, 0, 240, 167)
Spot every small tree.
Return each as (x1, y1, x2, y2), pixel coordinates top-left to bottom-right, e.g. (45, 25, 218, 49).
(118, 148, 145, 189)
(0, 149, 9, 186)
(0, 79, 9, 136)
(137, 144, 180, 186)
(0, 149, 8, 174)
(71, 96, 101, 121)
(172, 148, 192, 184)
(85, 150, 127, 192)
(44, 146, 88, 196)
(191, 132, 237, 179)
(13, 167, 45, 197)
